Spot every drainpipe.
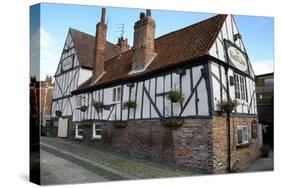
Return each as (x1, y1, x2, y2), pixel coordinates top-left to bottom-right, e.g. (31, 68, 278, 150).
(225, 66, 231, 173)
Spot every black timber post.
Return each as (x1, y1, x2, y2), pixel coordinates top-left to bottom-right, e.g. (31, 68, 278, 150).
(224, 66, 232, 173)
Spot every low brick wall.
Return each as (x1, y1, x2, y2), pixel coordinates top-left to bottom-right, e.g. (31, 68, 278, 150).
(74, 118, 214, 173)
(69, 115, 259, 174)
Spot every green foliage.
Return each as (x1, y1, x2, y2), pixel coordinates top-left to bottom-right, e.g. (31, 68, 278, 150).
(123, 101, 137, 109)
(92, 101, 104, 111)
(166, 90, 184, 103)
(261, 144, 270, 158)
(160, 118, 184, 128)
(218, 99, 239, 113)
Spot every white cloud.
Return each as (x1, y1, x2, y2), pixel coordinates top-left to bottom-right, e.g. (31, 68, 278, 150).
(40, 27, 60, 80)
(30, 27, 40, 80)
(30, 27, 59, 80)
(40, 27, 53, 48)
(251, 59, 274, 75)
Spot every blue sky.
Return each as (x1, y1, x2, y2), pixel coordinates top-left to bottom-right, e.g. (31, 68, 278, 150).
(30, 3, 274, 80)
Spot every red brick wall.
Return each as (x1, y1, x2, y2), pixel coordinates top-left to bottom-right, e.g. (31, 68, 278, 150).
(212, 116, 260, 173)
(92, 22, 107, 82)
(70, 115, 260, 174)
(132, 16, 156, 70)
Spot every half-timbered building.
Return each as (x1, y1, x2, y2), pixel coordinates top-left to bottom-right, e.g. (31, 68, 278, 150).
(51, 8, 259, 173)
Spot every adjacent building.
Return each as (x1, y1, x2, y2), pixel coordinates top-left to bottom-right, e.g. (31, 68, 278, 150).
(40, 76, 54, 135)
(256, 73, 274, 147)
(30, 76, 54, 136)
(51, 9, 259, 173)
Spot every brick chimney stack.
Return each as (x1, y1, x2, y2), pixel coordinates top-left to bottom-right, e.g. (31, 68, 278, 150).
(92, 8, 107, 84)
(131, 9, 156, 71)
(117, 37, 130, 53)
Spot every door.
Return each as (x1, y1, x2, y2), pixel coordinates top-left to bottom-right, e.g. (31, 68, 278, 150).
(57, 117, 68, 137)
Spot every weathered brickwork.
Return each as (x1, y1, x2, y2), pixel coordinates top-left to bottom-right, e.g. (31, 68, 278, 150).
(212, 116, 260, 173)
(70, 115, 259, 173)
(132, 15, 156, 70)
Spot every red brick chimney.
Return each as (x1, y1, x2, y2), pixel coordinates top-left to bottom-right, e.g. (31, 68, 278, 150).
(131, 9, 156, 72)
(117, 37, 130, 53)
(92, 8, 107, 84)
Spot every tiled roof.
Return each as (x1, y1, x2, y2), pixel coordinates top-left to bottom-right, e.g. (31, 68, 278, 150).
(74, 14, 227, 91)
(70, 28, 121, 69)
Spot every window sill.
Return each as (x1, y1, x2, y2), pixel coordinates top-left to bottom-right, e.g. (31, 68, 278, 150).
(236, 142, 251, 148)
(92, 137, 101, 140)
(75, 136, 83, 140)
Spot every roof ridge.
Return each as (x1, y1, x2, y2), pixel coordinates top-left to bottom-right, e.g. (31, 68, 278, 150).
(69, 27, 119, 48)
(155, 14, 227, 41)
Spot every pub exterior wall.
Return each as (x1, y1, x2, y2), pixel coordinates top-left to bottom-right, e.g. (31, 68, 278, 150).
(68, 115, 259, 173)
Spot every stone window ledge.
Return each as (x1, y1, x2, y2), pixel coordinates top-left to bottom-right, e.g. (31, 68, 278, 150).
(236, 142, 251, 148)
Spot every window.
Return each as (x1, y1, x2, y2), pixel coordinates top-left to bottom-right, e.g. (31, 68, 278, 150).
(234, 73, 247, 101)
(93, 123, 102, 139)
(237, 125, 249, 145)
(252, 125, 257, 139)
(76, 95, 85, 107)
(264, 77, 273, 85)
(112, 87, 121, 102)
(75, 124, 83, 139)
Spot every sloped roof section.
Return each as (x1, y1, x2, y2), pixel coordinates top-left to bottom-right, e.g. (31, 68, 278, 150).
(70, 28, 121, 68)
(76, 14, 227, 91)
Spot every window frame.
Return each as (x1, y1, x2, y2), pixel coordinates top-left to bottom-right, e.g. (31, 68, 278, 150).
(233, 72, 247, 102)
(75, 124, 83, 139)
(112, 86, 122, 103)
(92, 123, 102, 139)
(76, 95, 86, 107)
(237, 125, 249, 145)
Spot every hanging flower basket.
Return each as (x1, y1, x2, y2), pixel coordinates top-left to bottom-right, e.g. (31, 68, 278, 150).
(55, 110, 62, 117)
(160, 118, 184, 128)
(92, 101, 104, 112)
(80, 105, 88, 112)
(123, 101, 137, 109)
(166, 90, 184, 103)
(218, 99, 239, 113)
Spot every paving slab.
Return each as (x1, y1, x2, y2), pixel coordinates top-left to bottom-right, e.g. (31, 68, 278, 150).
(40, 150, 107, 185)
(240, 151, 274, 173)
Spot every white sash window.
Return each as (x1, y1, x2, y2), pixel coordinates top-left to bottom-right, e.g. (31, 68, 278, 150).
(234, 73, 247, 101)
(75, 124, 83, 139)
(237, 125, 249, 145)
(112, 86, 121, 102)
(93, 123, 102, 139)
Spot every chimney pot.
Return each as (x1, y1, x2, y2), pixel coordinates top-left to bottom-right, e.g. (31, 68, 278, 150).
(92, 8, 107, 84)
(146, 9, 151, 17)
(101, 8, 106, 23)
(132, 11, 156, 71)
(140, 12, 145, 19)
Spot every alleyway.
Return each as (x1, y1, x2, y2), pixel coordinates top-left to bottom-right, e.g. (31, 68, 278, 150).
(240, 151, 274, 173)
(40, 137, 198, 185)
